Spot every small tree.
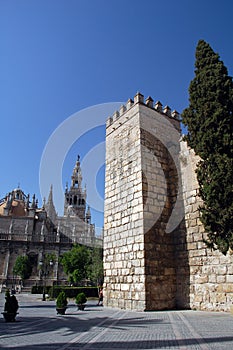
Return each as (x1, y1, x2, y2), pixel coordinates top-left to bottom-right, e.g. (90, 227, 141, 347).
(13, 255, 32, 281)
(75, 292, 87, 310)
(56, 291, 68, 315)
(75, 292, 87, 306)
(60, 244, 90, 285)
(182, 40, 233, 254)
(56, 291, 68, 308)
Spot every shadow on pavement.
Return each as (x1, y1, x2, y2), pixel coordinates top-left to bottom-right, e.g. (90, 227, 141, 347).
(3, 336, 233, 349)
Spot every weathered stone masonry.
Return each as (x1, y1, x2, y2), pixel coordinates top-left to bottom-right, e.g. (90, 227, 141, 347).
(104, 92, 233, 311)
(180, 143, 233, 311)
(104, 93, 183, 310)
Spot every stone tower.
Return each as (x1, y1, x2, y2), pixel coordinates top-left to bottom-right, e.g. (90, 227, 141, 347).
(104, 92, 183, 311)
(64, 155, 87, 220)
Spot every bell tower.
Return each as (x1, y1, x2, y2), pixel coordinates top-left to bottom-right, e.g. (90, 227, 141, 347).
(64, 155, 87, 220)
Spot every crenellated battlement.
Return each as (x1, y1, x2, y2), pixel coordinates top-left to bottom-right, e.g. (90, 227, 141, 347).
(106, 92, 180, 128)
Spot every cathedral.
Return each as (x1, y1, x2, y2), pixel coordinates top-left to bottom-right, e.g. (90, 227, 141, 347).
(0, 156, 102, 291)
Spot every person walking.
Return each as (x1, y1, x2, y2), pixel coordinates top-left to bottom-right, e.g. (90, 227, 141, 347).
(97, 288, 103, 306)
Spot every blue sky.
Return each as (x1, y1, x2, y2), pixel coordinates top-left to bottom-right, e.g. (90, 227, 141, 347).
(1, 0, 233, 233)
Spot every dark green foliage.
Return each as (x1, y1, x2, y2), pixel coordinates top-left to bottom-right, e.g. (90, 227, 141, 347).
(75, 292, 87, 305)
(182, 40, 233, 159)
(31, 285, 98, 298)
(4, 290, 19, 314)
(13, 255, 32, 280)
(87, 247, 103, 286)
(56, 291, 68, 308)
(48, 286, 98, 299)
(60, 244, 104, 285)
(197, 154, 233, 254)
(182, 40, 233, 254)
(31, 285, 51, 294)
(60, 244, 90, 285)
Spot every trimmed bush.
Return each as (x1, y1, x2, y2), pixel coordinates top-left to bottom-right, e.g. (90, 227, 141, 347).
(31, 285, 51, 294)
(75, 292, 87, 305)
(56, 291, 68, 308)
(4, 290, 19, 314)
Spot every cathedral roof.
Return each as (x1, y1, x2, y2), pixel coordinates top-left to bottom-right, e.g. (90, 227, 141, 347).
(0, 198, 27, 217)
(0, 188, 39, 217)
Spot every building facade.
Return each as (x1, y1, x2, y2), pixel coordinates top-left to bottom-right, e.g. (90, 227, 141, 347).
(0, 157, 102, 291)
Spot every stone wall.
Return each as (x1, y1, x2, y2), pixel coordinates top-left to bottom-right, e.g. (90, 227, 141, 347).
(0, 216, 35, 233)
(104, 100, 146, 310)
(104, 92, 233, 312)
(180, 141, 233, 311)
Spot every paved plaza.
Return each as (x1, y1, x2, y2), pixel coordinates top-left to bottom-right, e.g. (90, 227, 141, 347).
(0, 293, 233, 349)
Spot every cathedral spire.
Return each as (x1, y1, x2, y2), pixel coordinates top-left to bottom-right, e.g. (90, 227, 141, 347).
(47, 185, 54, 204)
(71, 155, 83, 188)
(45, 185, 57, 223)
(31, 194, 36, 209)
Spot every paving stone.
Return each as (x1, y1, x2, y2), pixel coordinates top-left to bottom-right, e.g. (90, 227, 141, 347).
(1, 294, 233, 349)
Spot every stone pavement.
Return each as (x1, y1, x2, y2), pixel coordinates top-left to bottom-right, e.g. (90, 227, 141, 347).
(0, 293, 233, 349)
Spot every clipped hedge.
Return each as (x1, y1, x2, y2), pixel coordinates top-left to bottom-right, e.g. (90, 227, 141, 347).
(31, 285, 98, 299)
(49, 286, 98, 299)
(31, 285, 51, 294)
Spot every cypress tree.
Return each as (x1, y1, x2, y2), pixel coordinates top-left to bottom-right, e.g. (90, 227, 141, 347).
(182, 40, 233, 254)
